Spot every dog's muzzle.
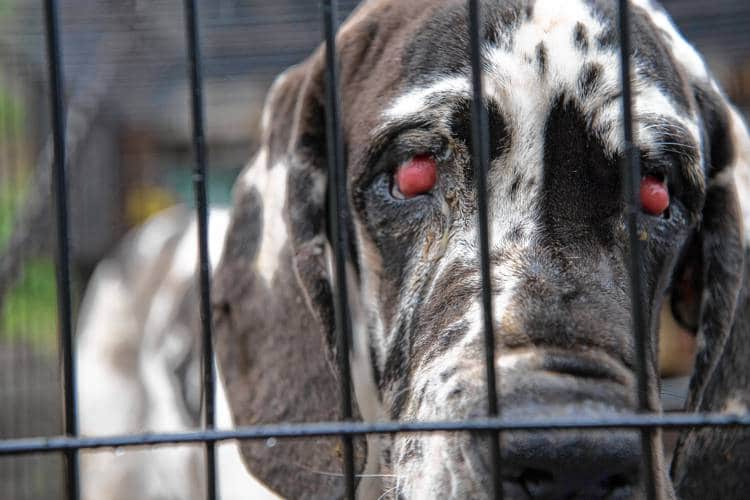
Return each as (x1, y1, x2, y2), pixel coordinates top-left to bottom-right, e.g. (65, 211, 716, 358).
(500, 350, 640, 499)
(395, 346, 642, 499)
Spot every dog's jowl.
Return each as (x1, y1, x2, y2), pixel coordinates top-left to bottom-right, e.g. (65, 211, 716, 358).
(77, 1, 750, 499)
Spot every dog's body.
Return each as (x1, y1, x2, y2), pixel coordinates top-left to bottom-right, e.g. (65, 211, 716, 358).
(79, 1, 750, 498)
(77, 207, 278, 500)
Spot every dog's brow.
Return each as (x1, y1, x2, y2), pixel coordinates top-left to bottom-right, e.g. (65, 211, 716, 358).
(641, 116, 700, 166)
(383, 76, 471, 122)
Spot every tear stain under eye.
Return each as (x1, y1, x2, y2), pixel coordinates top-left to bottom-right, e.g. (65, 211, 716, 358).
(419, 194, 452, 262)
(422, 141, 458, 263)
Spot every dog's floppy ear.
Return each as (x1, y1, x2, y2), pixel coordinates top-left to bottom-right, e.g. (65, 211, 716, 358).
(669, 83, 746, 413)
(212, 53, 366, 498)
(670, 92, 750, 494)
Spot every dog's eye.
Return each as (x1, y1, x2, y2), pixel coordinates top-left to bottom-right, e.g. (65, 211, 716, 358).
(640, 175, 670, 215)
(391, 155, 438, 199)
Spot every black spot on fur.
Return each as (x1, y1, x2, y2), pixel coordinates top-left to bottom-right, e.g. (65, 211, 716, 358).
(579, 63, 603, 99)
(401, 439, 424, 463)
(368, 322, 383, 397)
(508, 225, 525, 243)
(692, 82, 734, 177)
(574, 22, 589, 52)
(585, 1, 691, 112)
(222, 186, 263, 262)
(402, 1, 526, 82)
(448, 386, 465, 399)
(596, 25, 617, 49)
(485, 23, 500, 46)
(390, 382, 409, 420)
(525, 2, 535, 19)
(509, 175, 522, 201)
(440, 366, 459, 382)
(424, 322, 469, 364)
(535, 42, 548, 76)
(382, 329, 408, 391)
(630, 7, 691, 112)
(450, 99, 510, 188)
(416, 383, 427, 408)
(541, 96, 621, 247)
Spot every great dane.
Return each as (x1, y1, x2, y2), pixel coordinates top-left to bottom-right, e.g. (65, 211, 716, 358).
(77, 0, 750, 498)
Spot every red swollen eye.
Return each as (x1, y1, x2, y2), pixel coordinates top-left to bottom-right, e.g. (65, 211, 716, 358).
(394, 155, 438, 199)
(640, 175, 670, 215)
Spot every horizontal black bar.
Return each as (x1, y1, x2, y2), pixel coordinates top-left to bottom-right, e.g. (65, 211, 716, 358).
(1, 412, 749, 456)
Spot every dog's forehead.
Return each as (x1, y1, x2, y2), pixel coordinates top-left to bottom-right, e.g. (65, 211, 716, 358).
(343, 0, 706, 179)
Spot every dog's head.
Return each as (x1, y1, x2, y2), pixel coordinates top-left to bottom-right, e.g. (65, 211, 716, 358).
(212, 0, 750, 498)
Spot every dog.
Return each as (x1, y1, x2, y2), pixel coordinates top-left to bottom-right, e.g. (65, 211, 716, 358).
(77, 0, 750, 498)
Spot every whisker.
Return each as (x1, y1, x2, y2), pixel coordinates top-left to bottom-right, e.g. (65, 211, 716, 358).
(377, 484, 399, 500)
(291, 463, 403, 479)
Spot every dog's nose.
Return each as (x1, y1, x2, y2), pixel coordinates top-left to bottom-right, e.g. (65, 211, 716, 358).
(503, 429, 641, 499)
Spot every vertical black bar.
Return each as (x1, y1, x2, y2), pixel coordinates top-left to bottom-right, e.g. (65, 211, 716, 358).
(468, 1, 502, 499)
(182, 1, 217, 499)
(617, 2, 657, 500)
(321, 1, 356, 499)
(42, 1, 79, 499)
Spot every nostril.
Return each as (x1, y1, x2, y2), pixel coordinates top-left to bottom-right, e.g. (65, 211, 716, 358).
(517, 467, 634, 499)
(503, 430, 641, 499)
(519, 468, 556, 498)
(520, 468, 554, 484)
(601, 473, 631, 492)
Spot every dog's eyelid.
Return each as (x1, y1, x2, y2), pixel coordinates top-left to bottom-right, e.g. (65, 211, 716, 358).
(367, 132, 449, 176)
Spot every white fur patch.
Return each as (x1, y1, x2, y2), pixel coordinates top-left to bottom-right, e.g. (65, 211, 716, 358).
(135, 207, 188, 261)
(78, 209, 255, 500)
(384, 76, 470, 121)
(723, 396, 749, 415)
(497, 350, 539, 371)
(240, 149, 290, 284)
(729, 106, 750, 243)
(78, 261, 142, 436)
(346, 262, 386, 498)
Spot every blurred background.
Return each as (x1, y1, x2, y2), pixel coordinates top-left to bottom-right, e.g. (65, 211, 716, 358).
(0, 0, 748, 497)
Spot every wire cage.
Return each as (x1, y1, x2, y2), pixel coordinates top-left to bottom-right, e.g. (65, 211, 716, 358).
(0, 0, 749, 499)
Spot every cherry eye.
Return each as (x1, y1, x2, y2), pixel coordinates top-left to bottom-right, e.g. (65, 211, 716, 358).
(393, 155, 438, 199)
(640, 175, 670, 215)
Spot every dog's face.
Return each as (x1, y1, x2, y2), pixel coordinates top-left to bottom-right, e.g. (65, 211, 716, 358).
(213, 0, 749, 498)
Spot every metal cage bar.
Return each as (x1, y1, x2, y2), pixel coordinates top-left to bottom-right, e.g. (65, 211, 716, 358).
(1, 412, 750, 457)
(321, 1, 357, 498)
(182, 1, 218, 499)
(41, 1, 79, 499)
(617, 1, 658, 498)
(468, 1, 503, 498)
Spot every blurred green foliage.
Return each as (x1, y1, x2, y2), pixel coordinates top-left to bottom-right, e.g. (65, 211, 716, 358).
(0, 69, 28, 248)
(0, 186, 24, 248)
(0, 0, 15, 18)
(1, 60, 56, 351)
(0, 79, 25, 139)
(0, 258, 59, 351)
